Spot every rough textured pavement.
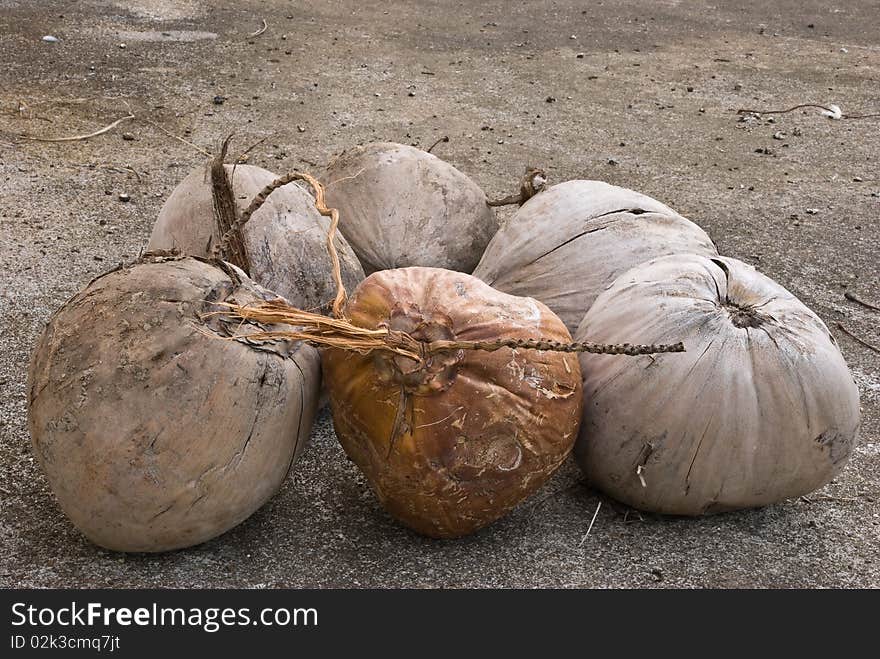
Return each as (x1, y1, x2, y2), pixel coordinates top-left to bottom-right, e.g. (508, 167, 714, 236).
(0, 0, 877, 588)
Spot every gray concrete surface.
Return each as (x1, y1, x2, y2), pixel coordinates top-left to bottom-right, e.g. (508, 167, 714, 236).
(0, 0, 878, 588)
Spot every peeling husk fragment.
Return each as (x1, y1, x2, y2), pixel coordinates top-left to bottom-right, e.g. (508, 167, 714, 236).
(574, 254, 861, 515)
(320, 267, 583, 538)
(27, 253, 321, 552)
(323, 142, 498, 275)
(473, 179, 719, 332)
(148, 161, 365, 314)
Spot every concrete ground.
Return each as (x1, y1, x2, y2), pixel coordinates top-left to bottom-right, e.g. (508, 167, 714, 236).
(0, 0, 877, 588)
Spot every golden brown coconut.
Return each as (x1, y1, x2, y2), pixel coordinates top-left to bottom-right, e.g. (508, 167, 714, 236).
(322, 267, 583, 538)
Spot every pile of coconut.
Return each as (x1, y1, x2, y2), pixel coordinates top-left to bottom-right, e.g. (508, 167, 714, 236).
(27, 140, 860, 551)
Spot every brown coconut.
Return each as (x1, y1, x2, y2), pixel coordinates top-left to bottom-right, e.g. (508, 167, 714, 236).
(574, 254, 861, 515)
(27, 253, 321, 552)
(322, 142, 498, 275)
(321, 267, 583, 538)
(473, 179, 718, 332)
(148, 162, 364, 314)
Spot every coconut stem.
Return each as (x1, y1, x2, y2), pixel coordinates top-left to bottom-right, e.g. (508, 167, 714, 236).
(212, 171, 348, 318)
(209, 137, 252, 273)
(487, 167, 547, 207)
(213, 300, 685, 359)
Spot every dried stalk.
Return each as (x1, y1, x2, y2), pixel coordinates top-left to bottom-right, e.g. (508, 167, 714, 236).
(210, 136, 251, 273)
(215, 300, 685, 359)
(488, 167, 547, 207)
(212, 171, 347, 317)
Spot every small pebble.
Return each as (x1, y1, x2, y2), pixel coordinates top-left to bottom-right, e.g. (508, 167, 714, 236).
(212, 95, 226, 105)
(853, 176, 863, 182)
(408, 91, 415, 97)
(569, 35, 577, 39)
(42, 35, 59, 43)
(772, 131, 785, 140)
(686, 86, 694, 92)
(545, 96, 556, 103)
(118, 193, 131, 203)
(840, 47, 848, 53)
(122, 132, 135, 141)
(792, 127, 803, 136)
(576, 52, 584, 58)
(805, 208, 819, 215)
(296, 125, 305, 132)
(118, 43, 126, 49)
(733, 83, 742, 91)
(607, 157, 619, 166)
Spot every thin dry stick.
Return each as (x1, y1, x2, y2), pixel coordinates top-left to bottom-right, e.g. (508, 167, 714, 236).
(140, 118, 212, 156)
(426, 135, 449, 153)
(844, 291, 880, 313)
(122, 165, 141, 183)
(212, 172, 347, 317)
(488, 167, 547, 207)
(20, 113, 134, 142)
(736, 104, 880, 120)
(578, 501, 602, 547)
(835, 322, 880, 354)
(247, 19, 268, 39)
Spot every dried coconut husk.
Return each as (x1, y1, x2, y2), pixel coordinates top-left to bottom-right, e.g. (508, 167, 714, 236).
(322, 142, 499, 275)
(574, 254, 861, 515)
(27, 252, 321, 552)
(474, 179, 719, 332)
(148, 141, 364, 314)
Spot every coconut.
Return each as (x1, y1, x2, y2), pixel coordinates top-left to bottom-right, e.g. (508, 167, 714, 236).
(148, 161, 364, 314)
(574, 254, 861, 515)
(27, 253, 321, 552)
(473, 179, 719, 332)
(322, 142, 498, 275)
(320, 267, 583, 538)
